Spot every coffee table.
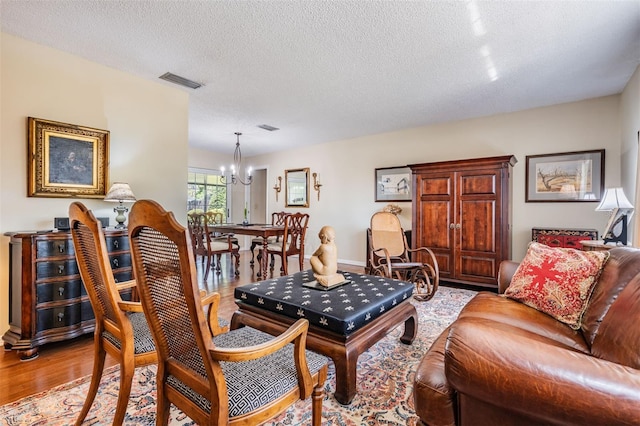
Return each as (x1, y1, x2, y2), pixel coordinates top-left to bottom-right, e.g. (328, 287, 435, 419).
(231, 270, 418, 404)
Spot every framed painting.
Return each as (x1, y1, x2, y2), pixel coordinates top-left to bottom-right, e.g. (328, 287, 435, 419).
(375, 166, 411, 202)
(28, 117, 109, 198)
(525, 149, 604, 202)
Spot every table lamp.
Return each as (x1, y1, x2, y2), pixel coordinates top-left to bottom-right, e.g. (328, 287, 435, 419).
(595, 187, 634, 245)
(104, 182, 136, 228)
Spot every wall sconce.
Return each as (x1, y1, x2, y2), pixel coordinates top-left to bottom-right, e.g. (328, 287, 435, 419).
(273, 176, 282, 201)
(312, 172, 322, 201)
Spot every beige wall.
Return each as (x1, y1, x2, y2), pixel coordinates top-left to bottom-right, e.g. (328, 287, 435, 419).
(620, 65, 640, 243)
(248, 95, 625, 266)
(0, 34, 189, 336)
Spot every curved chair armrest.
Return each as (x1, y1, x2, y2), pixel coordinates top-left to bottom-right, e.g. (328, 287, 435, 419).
(407, 246, 436, 259)
(209, 318, 315, 398)
(371, 247, 392, 277)
(406, 246, 440, 294)
(200, 290, 229, 336)
(117, 300, 144, 313)
(115, 279, 137, 291)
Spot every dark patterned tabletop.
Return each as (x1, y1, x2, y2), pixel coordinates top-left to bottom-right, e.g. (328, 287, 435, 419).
(234, 269, 414, 335)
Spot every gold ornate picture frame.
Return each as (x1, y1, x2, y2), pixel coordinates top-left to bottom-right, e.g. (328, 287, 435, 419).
(28, 117, 109, 198)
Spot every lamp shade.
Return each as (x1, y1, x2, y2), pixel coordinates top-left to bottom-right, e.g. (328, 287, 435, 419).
(595, 187, 633, 211)
(104, 183, 136, 202)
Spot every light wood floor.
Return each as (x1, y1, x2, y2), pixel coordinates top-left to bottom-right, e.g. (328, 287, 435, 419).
(0, 251, 364, 406)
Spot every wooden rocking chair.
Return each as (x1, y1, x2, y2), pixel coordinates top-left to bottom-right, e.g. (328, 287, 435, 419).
(368, 211, 439, 301)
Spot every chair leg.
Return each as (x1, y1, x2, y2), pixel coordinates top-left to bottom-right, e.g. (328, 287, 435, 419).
(311, 366, 328, 426)
(281, 255, 288, 276)
(411, 266, 439, 302)
(156, 381, 171, 426)
(75, 339, 107, 425)
(233, 252, 240, 276)
(249, 242, 259, 265)
(204, 254, 212, 281)
(112, 356, 135, 425)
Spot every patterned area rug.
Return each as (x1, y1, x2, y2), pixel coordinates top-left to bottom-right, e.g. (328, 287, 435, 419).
(0, 286, 476, 426)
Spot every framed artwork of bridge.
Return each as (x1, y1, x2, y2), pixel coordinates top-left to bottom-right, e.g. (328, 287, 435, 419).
(375, 166, 411, 202)
(525, 149, 604, 202)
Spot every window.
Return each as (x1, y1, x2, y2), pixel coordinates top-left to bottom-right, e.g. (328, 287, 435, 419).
(187, 169, 228, 220)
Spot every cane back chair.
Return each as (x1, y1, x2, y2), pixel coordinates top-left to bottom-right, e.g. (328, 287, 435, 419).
(368, 211, 440, 301)
(128, 200, 328, 425)
(69, 201, 157, 425)
(264, 212, 310, 276)
(188, 212, 240, 280)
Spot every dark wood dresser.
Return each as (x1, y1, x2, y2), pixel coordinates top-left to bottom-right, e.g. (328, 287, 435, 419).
(2, 229, 132, 360)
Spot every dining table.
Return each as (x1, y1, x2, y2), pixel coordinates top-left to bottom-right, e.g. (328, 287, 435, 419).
(207, 223, 285, 281)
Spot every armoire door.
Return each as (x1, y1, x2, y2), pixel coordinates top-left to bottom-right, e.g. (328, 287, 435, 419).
(414, 171, 456, 280)
(456, 168, 502, 285)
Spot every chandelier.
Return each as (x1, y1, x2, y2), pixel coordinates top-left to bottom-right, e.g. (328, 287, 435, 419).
(220, 132, 252, 186)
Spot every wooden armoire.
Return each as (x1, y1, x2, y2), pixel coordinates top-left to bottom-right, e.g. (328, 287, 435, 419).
(409, 155, 517, 290)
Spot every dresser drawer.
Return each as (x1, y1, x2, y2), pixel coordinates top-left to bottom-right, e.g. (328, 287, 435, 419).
(81, 299, 96, 322)
(37, 279, 83, 303)
(36, 239, 75, 258)
(113, 270, 133, 283)
(105, 235, 130, 252)
(36, 304, 82, 332)
(36, 259, 79, 280)
(109, 252, 131, 270)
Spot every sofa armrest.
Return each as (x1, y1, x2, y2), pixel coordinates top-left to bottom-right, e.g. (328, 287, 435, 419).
(445, 318, 640, 425)
(497, 260, 519, 294)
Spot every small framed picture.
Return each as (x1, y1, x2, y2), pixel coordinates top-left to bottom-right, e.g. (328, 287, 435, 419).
(525, 149, 605, 202)
(375, 166, 411, 202)
(28, 117, 109, 198)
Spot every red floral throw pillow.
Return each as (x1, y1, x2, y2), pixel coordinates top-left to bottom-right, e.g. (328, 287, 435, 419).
(504, 242, 610, 330)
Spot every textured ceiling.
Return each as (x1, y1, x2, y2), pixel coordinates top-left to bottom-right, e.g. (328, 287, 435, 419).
(1, 1, 639, 156)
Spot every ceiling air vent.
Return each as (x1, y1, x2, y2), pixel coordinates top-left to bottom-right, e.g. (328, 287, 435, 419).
(159, 72, 202, 89)
(257, 124, 279, 131)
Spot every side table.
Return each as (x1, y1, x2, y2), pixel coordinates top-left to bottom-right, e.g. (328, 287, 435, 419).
(581, 240, 618, 251)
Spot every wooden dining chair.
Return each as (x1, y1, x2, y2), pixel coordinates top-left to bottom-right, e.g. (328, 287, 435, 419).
(69, 201, 157, 425)
(188, 212, 240, 279)
(205, 210, 224, 226)
(265, 212, 310, 276)
(250, 211, 289, 266)
(128, 200, 328, 426)
(368, 211, 440, 301)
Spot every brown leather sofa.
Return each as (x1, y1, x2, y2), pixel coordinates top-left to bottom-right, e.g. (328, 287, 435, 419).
(413, 247, 640, 426)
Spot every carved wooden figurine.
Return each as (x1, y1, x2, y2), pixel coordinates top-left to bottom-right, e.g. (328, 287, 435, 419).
(310, 225, 346, 287)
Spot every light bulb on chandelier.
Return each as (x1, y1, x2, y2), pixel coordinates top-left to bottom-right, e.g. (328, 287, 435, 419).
(220, 132, 253, 186)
